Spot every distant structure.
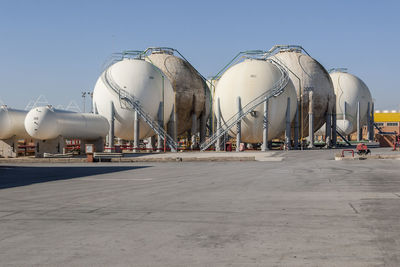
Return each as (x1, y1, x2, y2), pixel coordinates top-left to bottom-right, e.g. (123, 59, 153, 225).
(25, 95, 49, 110)
(65, 100, 81, 113)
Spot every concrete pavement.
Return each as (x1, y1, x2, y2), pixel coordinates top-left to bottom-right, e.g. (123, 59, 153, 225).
(0, 148, 400, 266)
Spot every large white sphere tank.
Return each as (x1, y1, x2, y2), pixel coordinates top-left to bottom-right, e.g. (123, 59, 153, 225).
(214, 59, 297, 143)
(92, 59, 174, 140)
(0, 106, 30, 139)
(271, 50, 335, 137)
(146, 51, 209, 135)
(25, 106, 110, 140)
(330, 70, 372, 135)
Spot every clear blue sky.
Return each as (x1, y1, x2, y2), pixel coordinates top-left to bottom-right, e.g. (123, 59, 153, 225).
(0, 0, 399, 111)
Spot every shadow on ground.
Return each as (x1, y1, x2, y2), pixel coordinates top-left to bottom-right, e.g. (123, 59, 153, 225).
(0, 166, 149, 189)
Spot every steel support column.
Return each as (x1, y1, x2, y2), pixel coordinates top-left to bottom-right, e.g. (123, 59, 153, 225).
(107, 101, 115, 152)
(236, 96, 242, 152)
(133, 110, 139, 153)
(357, 101, 361, 142)
(215, 98, 221, 151)
(285, 97, 291, 150)
(308, 91, 314, 148)
(261, 97, 269, 152)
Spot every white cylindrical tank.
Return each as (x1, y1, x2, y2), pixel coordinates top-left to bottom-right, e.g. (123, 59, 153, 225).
(330, 71, 372, 135)
(24, 106, 110, 140)
(92, 58, 174, 140)
(214, 59, 297, 143)
(0, 106, 30, 139)
(270, 49, 335, 138)
(146, 50, 209, 135)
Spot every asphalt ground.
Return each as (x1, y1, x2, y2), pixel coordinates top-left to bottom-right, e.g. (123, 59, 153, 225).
(1, 148, 400, 266)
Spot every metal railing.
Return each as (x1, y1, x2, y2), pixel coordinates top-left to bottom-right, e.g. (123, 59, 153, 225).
(199, 59, 290, 151)
(101, 68, 178, 151)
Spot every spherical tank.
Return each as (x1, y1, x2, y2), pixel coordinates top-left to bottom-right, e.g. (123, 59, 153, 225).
(24, 106, 110, 140)
(0, 106, 30, 139)
(146, 51, 208, 135)
(271, 50, 335, 137)
(92, 59, 174, 140)
(214, 59, 297, 143)
(330, 71, 372, 135)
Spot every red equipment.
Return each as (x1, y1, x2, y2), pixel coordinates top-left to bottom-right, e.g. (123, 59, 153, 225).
(356, 143, 371, 155)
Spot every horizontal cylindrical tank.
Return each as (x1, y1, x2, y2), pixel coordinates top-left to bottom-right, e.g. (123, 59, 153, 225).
(330, 70, 372, 135)
(214, 59, 297, 143)
(146, 50, 209, 135)
(92, 58, 174, 140)
(25, 106, 110, 140)
(0, 106, 30, 139)
(270, 49, 335, 137)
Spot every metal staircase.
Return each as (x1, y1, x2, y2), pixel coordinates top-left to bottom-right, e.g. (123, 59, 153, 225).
(101, 67, 178, 152)
(199, 59, 290, 151)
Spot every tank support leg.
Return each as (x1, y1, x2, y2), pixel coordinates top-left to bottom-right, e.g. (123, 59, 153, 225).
(191, 113, 197, 150)
(369, 102, 374, 141)
(325, 111, 331, 147)
(285, 97, 291, 150)
(146, 136, 155, 152)
(216, 98, 222, 152)
(261, 97, 269, 152)
(332, 96, 337, 147)
(236, 97, 242, 152)
(293, 100, 299, 150)
(200, 112, 207, 144)
(308, 91, 314, 149)
(357, 101, 361, 142)
(167, 104, 178, 149)
(133, 110, 139, 153)
(157, 102, 164, 152)
(107, 101, 115, 153)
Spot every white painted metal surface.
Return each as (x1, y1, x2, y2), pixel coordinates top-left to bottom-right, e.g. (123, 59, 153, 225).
(92, 59, 174, 140)
(214, 59, 297, 143)
(146, 52, 209, 135)
(0, 106, 30, 139)
(271, 50, 335, 137)
(330, 71, 372, 135)
(24, 106, 109, 140)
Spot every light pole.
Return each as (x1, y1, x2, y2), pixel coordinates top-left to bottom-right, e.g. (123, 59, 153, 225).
(82, 91, 93, 113)
(81, 92, 86, 113)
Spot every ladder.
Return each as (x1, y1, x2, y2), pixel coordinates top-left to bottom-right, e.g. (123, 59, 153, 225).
(199, 59, 290, 151)
(101, 68, 178, 152)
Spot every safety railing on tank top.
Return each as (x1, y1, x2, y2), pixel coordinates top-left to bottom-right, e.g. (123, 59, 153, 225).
(199, 58, 290, 151)
(101, 68, 178, 152)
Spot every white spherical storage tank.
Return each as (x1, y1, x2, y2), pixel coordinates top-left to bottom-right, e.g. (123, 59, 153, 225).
(92, 58, 174, 140)
(24, 106, 110, 140)
(270, 49, 335, 137)
(214, 59, 297, 143)
(146, 51, 209, 135)
(330, 70, 372, 135)
(0, 106, 30, 139)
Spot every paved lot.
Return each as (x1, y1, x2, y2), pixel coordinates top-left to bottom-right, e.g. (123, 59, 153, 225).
(1, 148, 400, 266)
